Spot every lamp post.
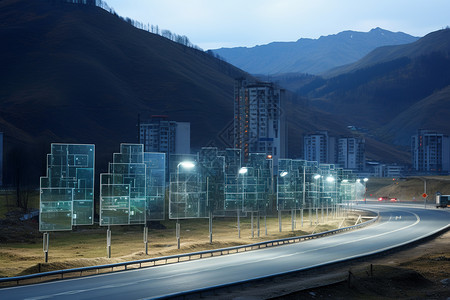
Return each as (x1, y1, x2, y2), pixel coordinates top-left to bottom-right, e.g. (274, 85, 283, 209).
(313, 174, 321, 225)
(280, 171, 294, 231)
(237, 167, 248, 238)
(363, 178, 368, 204)
(301, 167, 306, 227)
(342, 179, 349, 215)
(326, 176, 335, 219)
(356, 179, 361, 204)
(176, 161, 195, 249)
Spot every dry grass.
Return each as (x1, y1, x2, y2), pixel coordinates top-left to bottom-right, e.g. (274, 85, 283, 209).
(369, 176, 450, 202)
(0, 210, 368, 278)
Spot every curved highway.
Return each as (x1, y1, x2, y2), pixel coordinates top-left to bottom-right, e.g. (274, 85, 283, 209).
(2, 205, 449, 299)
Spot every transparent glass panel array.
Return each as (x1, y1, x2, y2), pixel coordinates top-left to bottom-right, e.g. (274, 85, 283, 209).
(100, 144, 167, 225)
(222, 149, 244, 213)
(100, 144, 146, 225)
(242, 154, 272, 213)
(39, 144, 95, 231)
(319, 164, 338, 207)
(338, 169, 357, 203)
(199, 147, 225, 216)
(144, 152, 166, 220)
(169, 153, 208, 219)
(277, 159, 307, 210)
(276, 159, 353, 211)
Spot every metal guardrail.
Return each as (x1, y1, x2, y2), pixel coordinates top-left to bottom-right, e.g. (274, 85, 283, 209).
(0, 210, 378, 287)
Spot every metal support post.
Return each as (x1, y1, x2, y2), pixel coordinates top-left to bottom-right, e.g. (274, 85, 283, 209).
(278, 210, 282, 232)
(316, 207, 319, 224)
(264, 215, 267, 236)
(301, 209, 304, 227)
(257, 212, 260, 237)
(251, 212, 254, 238)
(176, 219, 181, 249)
(143, 226, 148, 255)
(209, 210, 213, 244)
(43, 232, 49, 263)
(309, 205, 312, 226)
(291, 209, 295, 231)
(321, 204, 324, 222)
(237, 212, 241, 238)
(294, 210, 297, 229)
(107, 226, 111, 258)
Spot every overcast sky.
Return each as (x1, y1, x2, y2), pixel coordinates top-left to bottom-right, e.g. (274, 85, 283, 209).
(104, 0, 450, 50)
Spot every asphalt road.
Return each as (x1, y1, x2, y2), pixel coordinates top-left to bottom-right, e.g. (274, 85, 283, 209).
(2, 205, 449, 300)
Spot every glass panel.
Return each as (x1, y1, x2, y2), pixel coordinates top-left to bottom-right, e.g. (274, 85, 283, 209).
(39, 188, 73, 231)
(169, 153, 208, 219)
(144, 152, 166, 220)
(39, 144, 95, 231)
(100, 144, 147, 225)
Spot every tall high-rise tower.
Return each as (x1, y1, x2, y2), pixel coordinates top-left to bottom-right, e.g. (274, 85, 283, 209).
(234, 79, 285, 162)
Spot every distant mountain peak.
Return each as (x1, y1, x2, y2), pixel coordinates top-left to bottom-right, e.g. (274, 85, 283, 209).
(212, 28, 419, 75)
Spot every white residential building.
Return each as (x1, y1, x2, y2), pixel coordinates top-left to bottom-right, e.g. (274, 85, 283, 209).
(338, 136, 365, 171)
(411, 129, 450, 173)
(303, 131, 336, 164)
(139, 115, 190, 155)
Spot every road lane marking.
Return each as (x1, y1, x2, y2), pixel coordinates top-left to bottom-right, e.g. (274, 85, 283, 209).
(11, 209, 422, 300)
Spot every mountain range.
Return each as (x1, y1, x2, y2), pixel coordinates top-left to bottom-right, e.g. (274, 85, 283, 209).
(2, 0, 448, 185)
(212, 28, 419, 75)
(0, 0, 360, 184)
(283, 29, 450, 146)
(0, 0, 247, 184)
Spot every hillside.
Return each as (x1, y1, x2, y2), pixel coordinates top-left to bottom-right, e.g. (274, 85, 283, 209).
(0, 0, 365, 185)
(0, 0, 415, 186)
(212, 28, 418, 75)
(326, 28, 450, 77)
(0, 0, 247, 184)
(285, 29, 450, 146)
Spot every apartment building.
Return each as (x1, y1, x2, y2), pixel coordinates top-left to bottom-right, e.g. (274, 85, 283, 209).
(233, 79, 285, 163)
(411, 129, 450, 173)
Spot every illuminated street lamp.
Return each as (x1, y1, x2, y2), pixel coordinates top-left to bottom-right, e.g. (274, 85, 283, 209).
(237, 167, 248, 238)
(175, 161, 196, 249)
(239, 167, 248, 175)
(363, 178, 368, 204)
(325, 176, 335, 218)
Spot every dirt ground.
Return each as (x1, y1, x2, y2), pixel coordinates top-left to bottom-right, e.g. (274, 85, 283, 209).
(0, 208, 366, 278)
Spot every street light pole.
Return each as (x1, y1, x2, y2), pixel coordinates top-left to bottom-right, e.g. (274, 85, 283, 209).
(363, 178, 369, 204)
(326, 176, 334, 219)
(356, 179, 361, 204)
(313, 174, 320, 225)
(176, 161, 195, 249)
(238, 167, 248, 238)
